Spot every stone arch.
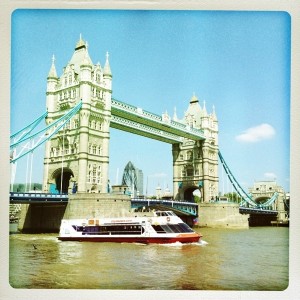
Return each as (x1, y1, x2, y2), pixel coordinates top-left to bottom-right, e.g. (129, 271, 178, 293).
(184, 186, 201, 202)
(51, 167, 74, 193)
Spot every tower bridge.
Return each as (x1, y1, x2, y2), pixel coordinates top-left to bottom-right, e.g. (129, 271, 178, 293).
(11, 35, 218, 203)
(10, 36, 287, 231)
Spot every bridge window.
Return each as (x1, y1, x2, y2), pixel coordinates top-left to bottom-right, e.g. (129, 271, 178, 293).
(96, 89, 100, 98)
(187, 151, 193, 161)
(92, 165, 97, 183)
(96, 73, 101, 83)
(92, 145, 97, 154)
(98, 146, 102, 155)
(187, 167, 194, 176)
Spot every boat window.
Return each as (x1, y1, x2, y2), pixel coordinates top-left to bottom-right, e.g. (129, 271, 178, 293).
(166, 212, 176, 216)
(160, 225, 173, 233)
(177, 223, 194, 232)
(72, 225, 83, 232)
(83, 224, 142, 235)
(151, 225, 166, 233)
(167, 224, 181, 233)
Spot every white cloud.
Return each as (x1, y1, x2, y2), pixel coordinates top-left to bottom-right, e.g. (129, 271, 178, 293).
(264, 172, 277, 180)
(235, 123, 275, 143)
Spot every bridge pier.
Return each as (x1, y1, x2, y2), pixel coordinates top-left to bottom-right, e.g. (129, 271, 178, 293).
(18, 203, 67, 233)
(197, 202, 249, 228)
(63, 193, 131, 220)
(16, 193, 131, 233)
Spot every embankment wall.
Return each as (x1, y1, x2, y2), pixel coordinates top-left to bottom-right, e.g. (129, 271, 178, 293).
(197, 202, 249, 228)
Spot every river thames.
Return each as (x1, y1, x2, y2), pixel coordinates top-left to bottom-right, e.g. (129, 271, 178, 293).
(9, 226, 288, 290)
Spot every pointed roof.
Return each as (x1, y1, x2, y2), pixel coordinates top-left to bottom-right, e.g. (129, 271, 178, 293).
(190, 93, 199, 104)
(173, 107, 178, 121)
(69, 35, 93, 73)
(75, 33, 86, 50)
(212, 104, 217, 120)
(202, 100, 207, 116)
(48, 54, 58, 78)
(185, 93, 202, 117)
(103, 51, 112, 76)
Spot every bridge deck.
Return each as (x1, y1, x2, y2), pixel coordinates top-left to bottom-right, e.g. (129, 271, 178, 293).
(111, 98, 205, 143)
(10, 192, 68, 203)
(239, 207, 278, 215)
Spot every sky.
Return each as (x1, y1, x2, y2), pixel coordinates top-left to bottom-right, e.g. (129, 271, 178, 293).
(10, 9, 291, 195)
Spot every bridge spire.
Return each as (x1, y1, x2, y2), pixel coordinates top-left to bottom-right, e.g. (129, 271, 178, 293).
(173, 107, 178, 121)
(202, 100, 207, 116)
(104, 51, 112, 76)
(47, 54, 57, 78)
(75, 33, 86, 50)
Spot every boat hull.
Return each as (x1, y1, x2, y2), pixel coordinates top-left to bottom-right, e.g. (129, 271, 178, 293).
(58, 233, 201, 244)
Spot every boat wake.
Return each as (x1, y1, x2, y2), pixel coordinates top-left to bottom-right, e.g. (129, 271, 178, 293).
(159, 240, 208, 247)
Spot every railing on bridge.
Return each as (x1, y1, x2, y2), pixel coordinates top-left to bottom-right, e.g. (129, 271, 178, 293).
(9, 193, 198, 216)
(239, 207, 278, 215)
(111, 98, 205, 142)
(10, 192, 68, 203)
(131, 198, 198, 216)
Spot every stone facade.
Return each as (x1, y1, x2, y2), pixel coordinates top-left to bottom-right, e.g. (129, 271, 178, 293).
(43, 36, 112, 194)
(173, 95, 219, 202)
(197, 203, 249, 228)
(64, 193, 132, 219)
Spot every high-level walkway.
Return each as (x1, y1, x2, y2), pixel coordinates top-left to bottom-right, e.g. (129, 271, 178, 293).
(111, 98, 205, 143)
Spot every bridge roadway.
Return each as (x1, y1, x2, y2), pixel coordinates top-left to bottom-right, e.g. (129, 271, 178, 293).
(239, 207, 278, 215)
(9, 192, 198, 216)
(10, 192, 278, 217)
(10, 192, 68, 203)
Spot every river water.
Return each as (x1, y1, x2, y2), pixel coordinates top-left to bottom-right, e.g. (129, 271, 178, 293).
(9, 227, 288, 290)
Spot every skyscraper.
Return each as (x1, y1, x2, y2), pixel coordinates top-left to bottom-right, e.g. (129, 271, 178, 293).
(121, 161, 144, 197)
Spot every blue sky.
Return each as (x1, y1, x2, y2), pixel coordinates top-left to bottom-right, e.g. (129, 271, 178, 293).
(10, 9, 290, 195)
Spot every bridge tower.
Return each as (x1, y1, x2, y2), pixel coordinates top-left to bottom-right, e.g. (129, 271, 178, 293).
(172, 95, 218, 202)
(43, 35, 112, 194)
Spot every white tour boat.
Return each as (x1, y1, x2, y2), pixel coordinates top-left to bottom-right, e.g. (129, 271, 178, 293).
(58, 211, 202, 244)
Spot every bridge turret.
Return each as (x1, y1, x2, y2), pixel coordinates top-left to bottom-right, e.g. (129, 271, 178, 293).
(173, 94, 219, 203)
(103, 52, 112, 91)
(46, 55, 59, 113)
(43, 36, 111, 195)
